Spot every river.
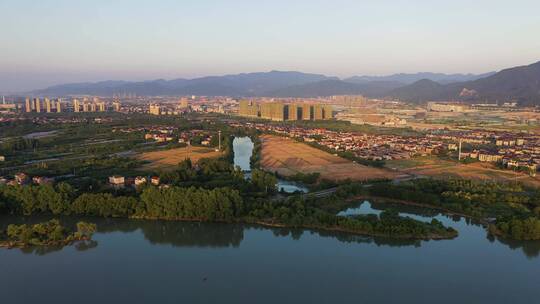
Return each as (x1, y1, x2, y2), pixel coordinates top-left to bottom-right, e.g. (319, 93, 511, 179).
(0, 138, 539, 303)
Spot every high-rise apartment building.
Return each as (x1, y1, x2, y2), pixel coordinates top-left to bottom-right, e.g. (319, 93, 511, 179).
(56, 99, 62, 113)
(238, 100, 259, 117)
(25, 98, 31, 113)
(323, 105, 333, 119)
(34, 98, 41, 113)
(238, 101, 331, 121)
(113, 101, 121, 112)
(287, 104, 298, 120)
(301, 104, 311, 120)
(44, 98, 52, 113)
(313, 104, 323, 120)
(73, 99, 80, 112)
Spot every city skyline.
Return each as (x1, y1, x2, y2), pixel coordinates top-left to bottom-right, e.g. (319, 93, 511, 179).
(1, 0, 540, 91)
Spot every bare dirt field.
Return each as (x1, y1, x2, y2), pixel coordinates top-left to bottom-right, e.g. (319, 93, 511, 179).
(137, 146, 222, 171)
(260, 135, 398, 181)
(387, 156, 540, 187)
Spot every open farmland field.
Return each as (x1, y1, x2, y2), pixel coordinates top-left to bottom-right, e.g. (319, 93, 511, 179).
(260, 135, 399, 181)
(137, 146, 222, 171)
(387, 157, 540, 187)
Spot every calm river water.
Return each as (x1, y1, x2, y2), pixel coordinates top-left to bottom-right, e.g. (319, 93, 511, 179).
(0, 138, 539, 303)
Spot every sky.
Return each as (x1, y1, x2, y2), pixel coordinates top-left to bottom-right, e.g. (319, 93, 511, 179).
(1, 0, 540, 92)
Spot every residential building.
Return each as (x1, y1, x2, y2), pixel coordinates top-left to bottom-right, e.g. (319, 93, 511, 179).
(151, 176, 160, 186)
(109, 175, 125, 186)
(134, 176, 147, 186)
(34, 98, 41, 113)
(73, 99, 80, 112)
(15, 173, 29, 185)
(25, 97, 31, 112)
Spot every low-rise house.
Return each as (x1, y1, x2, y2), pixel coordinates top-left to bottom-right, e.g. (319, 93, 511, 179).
(109, 175, 125, 186)
(151, 176, 160, 186)
(14, 172, 28, 185)
(134, 176, 147, 186)
(32, 176, 53, 185)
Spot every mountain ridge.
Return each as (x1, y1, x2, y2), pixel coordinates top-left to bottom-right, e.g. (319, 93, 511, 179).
(388, 61, 540, 104)
(30, 61, 540, 105)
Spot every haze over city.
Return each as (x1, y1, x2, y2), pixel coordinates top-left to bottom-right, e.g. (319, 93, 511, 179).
(1, 0, 540, 91)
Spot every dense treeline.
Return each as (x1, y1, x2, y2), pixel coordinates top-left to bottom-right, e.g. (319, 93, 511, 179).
(493, 217, 540, 240)
(159, 158, 245, 189)
(249, 134, 262, 169)
(365, 178, 540, 240)
(0, 183, 76, 215)
(368, 179, 535, 218)
(250, 169, 278, 193)
(246, 195, 456, 239)
(0, 183, 244, 222)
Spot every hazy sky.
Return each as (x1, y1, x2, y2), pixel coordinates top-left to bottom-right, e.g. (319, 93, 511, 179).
(1, 0, 540, 92)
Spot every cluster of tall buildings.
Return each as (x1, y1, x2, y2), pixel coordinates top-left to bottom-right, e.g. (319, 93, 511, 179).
(73, 97, 106, 113)
(25, 97, 62, 113)
(238, 100, 333, 121)
(23, 97, 121, 113)
(148, 98, 192, 115)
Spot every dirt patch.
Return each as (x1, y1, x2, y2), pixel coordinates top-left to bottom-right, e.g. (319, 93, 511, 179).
(388, 157, 540, 187)
(260, 135, 398, 181)
(137, 146, 222, 171)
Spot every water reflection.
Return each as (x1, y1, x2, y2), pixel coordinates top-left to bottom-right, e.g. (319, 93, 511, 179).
(96, 218, 244, 248)
(2, 204, 540, 258)
(492, 236, 540, 259)
(99, 219, 427, 249)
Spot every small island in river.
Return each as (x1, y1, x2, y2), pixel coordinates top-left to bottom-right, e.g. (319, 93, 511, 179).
(0, 219, 96, 249)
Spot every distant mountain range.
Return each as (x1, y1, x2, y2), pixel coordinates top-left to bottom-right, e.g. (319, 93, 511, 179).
(344, 72, 495, 85)
(32, 61, 540, 105)
(387, 61, 540, 105)
(34, 71, 334, 97)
